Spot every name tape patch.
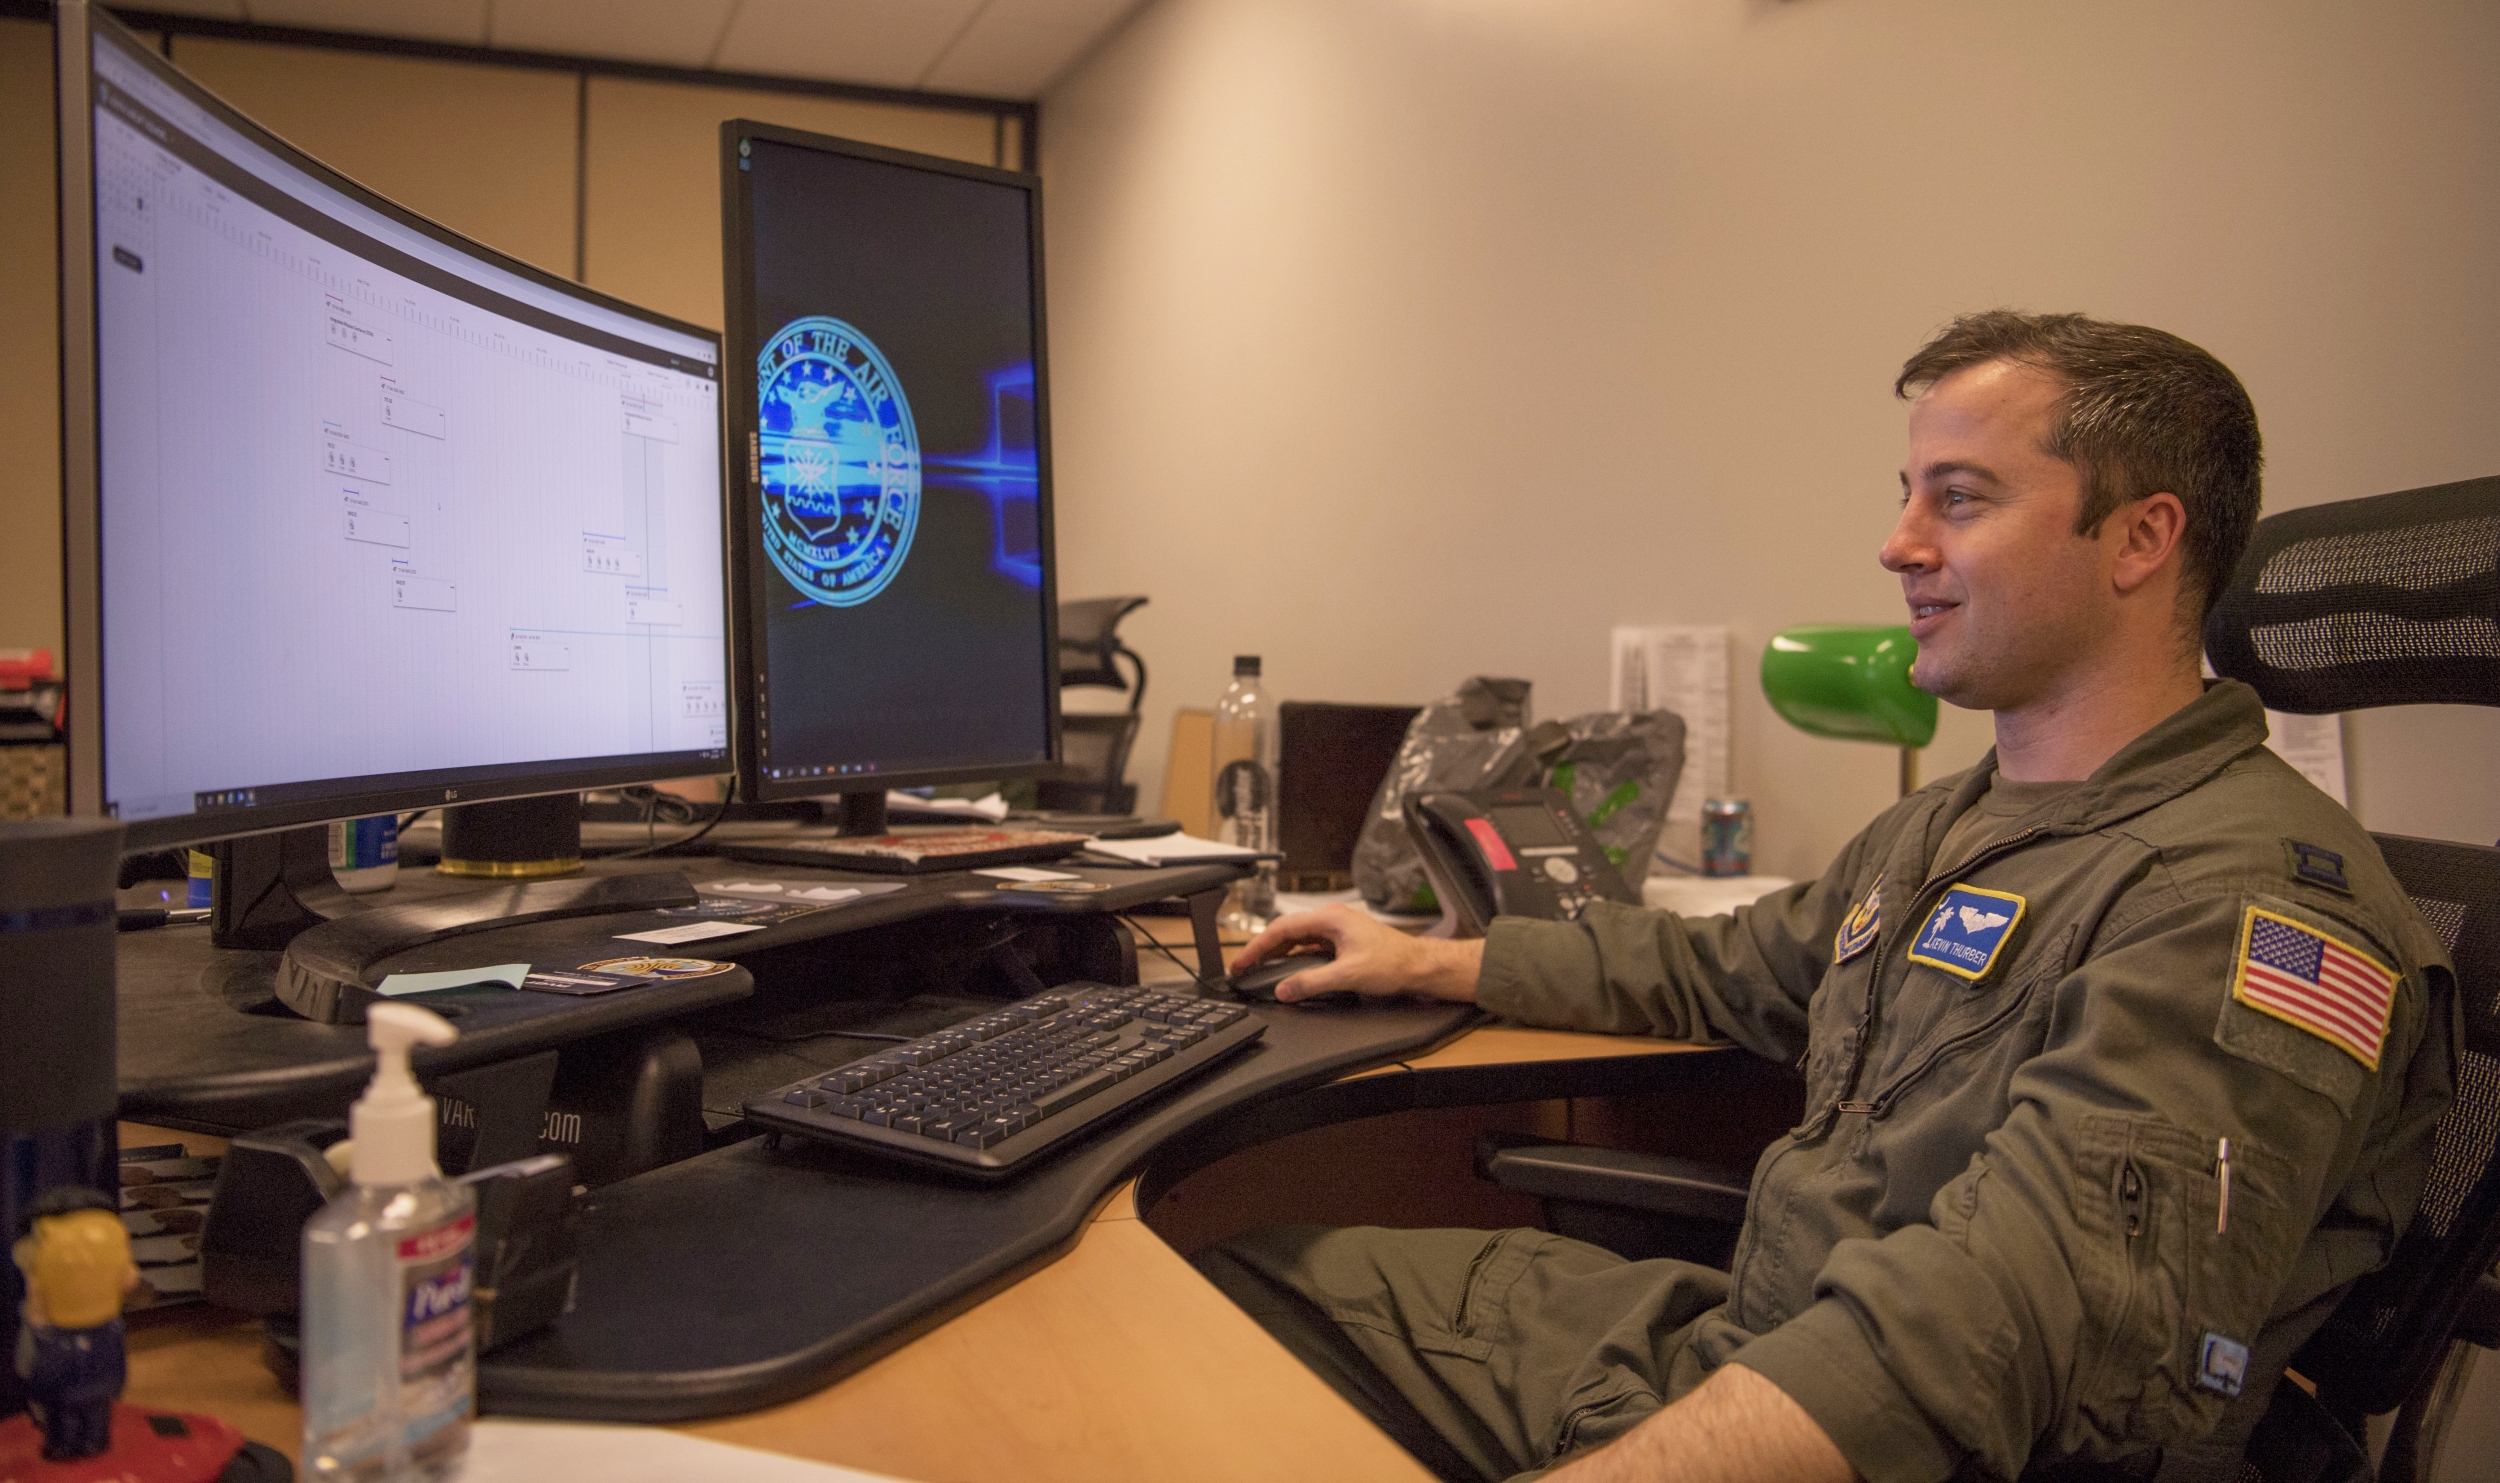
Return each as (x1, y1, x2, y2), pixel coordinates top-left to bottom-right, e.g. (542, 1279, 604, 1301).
(2232, 906, 2397, 1070)
(1906, 885, 2027, 981)
(1833, 874, 1882, 964)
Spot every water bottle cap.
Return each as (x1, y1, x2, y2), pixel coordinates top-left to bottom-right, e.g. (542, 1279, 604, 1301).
(1233, 655, 1261, 677)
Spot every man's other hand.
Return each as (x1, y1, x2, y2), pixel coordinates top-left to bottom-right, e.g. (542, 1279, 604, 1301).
(1229, 905, 1485, 1004)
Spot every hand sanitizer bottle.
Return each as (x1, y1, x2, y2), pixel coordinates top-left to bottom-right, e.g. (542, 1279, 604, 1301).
(301, 1003, 475, 1480)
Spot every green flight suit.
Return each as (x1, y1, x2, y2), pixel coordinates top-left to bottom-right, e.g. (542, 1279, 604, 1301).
(1201, 681, 2456, 1483)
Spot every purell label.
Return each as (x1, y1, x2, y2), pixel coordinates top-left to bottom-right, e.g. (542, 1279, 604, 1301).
(397, 1213, 475, 1437)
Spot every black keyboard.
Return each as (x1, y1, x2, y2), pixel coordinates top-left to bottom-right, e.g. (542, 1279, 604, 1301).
(745, 983, 1264, 1177)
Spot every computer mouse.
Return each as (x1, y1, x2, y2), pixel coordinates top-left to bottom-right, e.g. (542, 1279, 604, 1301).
(1224, 948, 1359, 1006)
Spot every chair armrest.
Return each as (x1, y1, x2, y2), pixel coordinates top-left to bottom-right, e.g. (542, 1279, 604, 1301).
(2454, 1274, 2500, 1350)
(1472, 1134, 1751, 1226)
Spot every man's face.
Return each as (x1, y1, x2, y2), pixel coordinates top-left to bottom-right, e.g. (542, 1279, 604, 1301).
(1881, 359, 2124, 712)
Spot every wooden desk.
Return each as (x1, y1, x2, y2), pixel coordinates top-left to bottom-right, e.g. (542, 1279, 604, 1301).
(119, 1026, 1735, 1482)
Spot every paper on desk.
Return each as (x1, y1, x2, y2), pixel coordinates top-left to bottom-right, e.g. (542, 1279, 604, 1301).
(705, 880, 867, 904)
(884, 789, 1009, 822)
(1083, 831, 1261, 866)
(463, 1420, 923, 1482)
(974, 865, 1081, 882)
(374, 963, 530, 997)
(615, 920, 767, 945)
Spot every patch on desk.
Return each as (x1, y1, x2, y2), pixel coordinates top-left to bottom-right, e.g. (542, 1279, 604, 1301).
(1905, 885, 2026, 981)
(2285, 839, 2351, 894)
(2231, 905, 2395, 1070)
(574, 955, 736, 980)
(1833, 874, 1882, 964)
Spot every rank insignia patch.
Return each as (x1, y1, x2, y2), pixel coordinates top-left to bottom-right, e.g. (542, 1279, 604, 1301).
(1833, 874, 1882, 963)
(2232, 906, 2397, 1069)
(1906, 885, 2027, 981)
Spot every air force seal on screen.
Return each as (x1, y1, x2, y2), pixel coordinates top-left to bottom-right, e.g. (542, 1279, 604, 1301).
(757, 316, 920, 607)
(1906, 884, 2027, 981)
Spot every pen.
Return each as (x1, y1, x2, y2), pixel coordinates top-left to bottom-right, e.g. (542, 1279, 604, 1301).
(117, 907, 211, 932)
(2216, 1136, 2231, 1236)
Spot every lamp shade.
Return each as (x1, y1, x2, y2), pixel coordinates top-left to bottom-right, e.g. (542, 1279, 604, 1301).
(1761, 626, 1937, 749)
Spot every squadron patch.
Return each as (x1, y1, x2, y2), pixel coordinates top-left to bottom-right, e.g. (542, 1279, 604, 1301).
(1833, 874, 1882, 963)
(2231, 905, 2396, 1070)
(1906, 885, 2027, 982)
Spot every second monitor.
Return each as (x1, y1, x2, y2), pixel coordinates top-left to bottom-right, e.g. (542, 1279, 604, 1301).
(721, 123, 1062, 836)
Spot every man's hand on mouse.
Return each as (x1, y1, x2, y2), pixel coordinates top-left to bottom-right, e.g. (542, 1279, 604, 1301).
(1230, 905, 1484, 1004)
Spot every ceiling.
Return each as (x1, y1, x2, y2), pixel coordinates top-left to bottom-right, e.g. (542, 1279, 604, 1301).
(117, 0, 1150, 99)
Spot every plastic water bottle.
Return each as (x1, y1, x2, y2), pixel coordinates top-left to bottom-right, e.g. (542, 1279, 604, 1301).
(1211, 655, 1278, 930)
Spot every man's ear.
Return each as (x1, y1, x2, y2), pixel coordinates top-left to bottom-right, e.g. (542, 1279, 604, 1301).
(2111, 491, 2187, 596)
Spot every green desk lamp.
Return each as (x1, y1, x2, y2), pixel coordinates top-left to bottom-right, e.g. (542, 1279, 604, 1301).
(1760, 626, 1938, 796)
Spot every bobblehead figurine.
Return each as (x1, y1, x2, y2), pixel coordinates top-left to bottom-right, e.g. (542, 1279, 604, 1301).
(13, 1188, 134, 1461)
(2, 1184, 280, 1482)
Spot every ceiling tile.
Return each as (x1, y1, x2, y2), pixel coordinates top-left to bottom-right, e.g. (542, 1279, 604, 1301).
(920, 0, 1145, 97)
(710, 0, 987, 91)
(118, 0, 249, 20)
(243, 0, 489, 46)
(487, 0, 737, 65)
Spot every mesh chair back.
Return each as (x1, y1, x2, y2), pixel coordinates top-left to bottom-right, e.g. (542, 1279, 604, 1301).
(2287, 837, 2499, 1418)
(2203, 476, 2500, 714)
(1033, 711, 1142, 814)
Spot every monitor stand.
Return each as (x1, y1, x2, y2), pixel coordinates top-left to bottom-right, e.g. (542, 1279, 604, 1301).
(211, 826, 358, 951)
(832, 789, 888, 836)
(440, 794, 583, 879)
(201, 799, 703, 1022)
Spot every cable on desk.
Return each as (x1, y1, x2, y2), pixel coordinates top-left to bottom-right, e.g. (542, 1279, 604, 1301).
(1118, 914, 1227, 994)
(604, 785, 735, 861)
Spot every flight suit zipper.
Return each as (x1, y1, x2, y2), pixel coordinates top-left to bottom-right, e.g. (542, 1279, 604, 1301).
(1815, 826, 2051, 1132)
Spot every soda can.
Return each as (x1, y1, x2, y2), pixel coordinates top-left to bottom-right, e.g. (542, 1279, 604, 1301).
(1701, 798, 1752, 877)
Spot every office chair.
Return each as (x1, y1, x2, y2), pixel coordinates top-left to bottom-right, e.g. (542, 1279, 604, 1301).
(1476, 475, 2500, 1483)
(1038, 596, 1150, 813)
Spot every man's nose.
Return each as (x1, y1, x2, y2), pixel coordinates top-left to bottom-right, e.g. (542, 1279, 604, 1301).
(1880, 502, 1933, 574)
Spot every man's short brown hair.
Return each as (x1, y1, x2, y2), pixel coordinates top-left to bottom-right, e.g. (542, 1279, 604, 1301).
(1896, 311, 2263, 622)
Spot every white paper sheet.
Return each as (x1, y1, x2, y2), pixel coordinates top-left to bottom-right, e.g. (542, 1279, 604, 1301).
(1084, 831, 1262, 866)
(459, 1420, 921, 1482)
(1610, 625, 1732, 822)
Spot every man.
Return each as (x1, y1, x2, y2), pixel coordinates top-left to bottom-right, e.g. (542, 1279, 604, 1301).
(1205, 312, 2457, 1483)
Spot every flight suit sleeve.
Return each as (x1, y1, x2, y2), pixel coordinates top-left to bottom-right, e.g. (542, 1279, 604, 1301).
(1473, 823, 1883, 1064)
(1728, 885, 2444, 1483)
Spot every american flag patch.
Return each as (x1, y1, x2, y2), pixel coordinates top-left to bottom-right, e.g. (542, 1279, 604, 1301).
(2232, 906, 2398, 1070)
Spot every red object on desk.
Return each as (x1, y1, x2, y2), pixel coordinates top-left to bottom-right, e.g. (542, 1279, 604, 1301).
(0, 649, 54, 690)
(0, 1403, 245, 1482)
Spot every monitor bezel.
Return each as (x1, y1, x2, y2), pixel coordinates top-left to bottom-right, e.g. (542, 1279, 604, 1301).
(56, 1, 737, 853)
(719, 119, 1065, 806)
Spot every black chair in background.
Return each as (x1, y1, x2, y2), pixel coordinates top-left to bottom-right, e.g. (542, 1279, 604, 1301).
(1473, 476, 2500, 1482)
(1037, 596, 1149, 815)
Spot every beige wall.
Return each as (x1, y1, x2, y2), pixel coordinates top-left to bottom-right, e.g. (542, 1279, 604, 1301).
(1040, 0, 2500, 874)
(0, 20, 1010, 696)
(166, 37, 581, 279)
(583, 77, 1001, 329)
(1, 18, 64, 662)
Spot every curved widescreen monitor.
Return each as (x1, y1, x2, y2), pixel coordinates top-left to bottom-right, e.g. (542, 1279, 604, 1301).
(56, 2, 731, 852)
(721, 122, 1060, 805)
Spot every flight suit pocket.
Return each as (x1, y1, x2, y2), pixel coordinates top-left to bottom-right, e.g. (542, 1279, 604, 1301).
(1410, 1230, 1521, 1362)
(2070, 1114, 2291, 1454)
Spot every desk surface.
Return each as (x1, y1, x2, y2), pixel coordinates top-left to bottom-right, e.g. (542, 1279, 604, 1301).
(123, 1026, 1713, 1481)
